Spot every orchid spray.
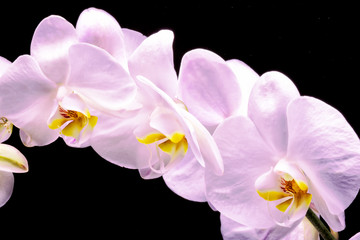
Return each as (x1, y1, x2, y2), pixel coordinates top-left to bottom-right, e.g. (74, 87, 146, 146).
(0, 6, 358, 240)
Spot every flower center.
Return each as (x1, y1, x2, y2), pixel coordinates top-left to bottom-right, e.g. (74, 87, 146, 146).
(256, 171, 312, 214)
(0, 117, 12, 135)
(134, 105, 189, 173)
(280, 177, 302, 195)
(48, 105, 98, 140)
(137, 132, 188, 160)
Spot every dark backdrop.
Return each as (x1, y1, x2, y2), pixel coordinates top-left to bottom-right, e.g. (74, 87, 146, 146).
(0, 1, 358, 239)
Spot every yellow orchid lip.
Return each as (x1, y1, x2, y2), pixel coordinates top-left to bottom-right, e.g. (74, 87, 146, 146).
(136, 131, 188, 167)
(257, 173, 312, 213)
(0, 117, 12, 134)
(48, 105, 98, 140)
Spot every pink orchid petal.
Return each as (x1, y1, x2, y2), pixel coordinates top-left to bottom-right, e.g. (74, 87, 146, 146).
(207, 115, 276, 228)
(220, 214, 260, 240)
(0, 56, 11, 76)
(163, 150, 207, 202)
(76, 8, 127, 67)
(178, 49, 241, 126)
(149, 107, 183, 139)
(59, 92, 89, 116)
(226, 59, 259, 116)
(0, 55, 58, 146)
(221, 211, 309, 240)
(180, 108, 223, 175)
(350, 233, 360, 240)
(122, 28, 146, 59)
(128, 30, 177, 96)
(139, 164, 163, 179)
(287, 96, 360, 218)
(0, 171, 14, 208)
(309, 183, 345, 231)
(67, 43, 136, 112)
(0, 144, 28, 173)
(31, 15, 78, 83)
(248, 71, 300, 157)
(91, 110, 150, 169)
(283, 218, 319, 240)
(17, 95, 59, 147)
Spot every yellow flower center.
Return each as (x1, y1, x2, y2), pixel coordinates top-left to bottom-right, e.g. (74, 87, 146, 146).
(48, 105, 98, 139)
(137, 132, 188, 158)
(257, 173, 312, 213)
(0, 117, 12, 135)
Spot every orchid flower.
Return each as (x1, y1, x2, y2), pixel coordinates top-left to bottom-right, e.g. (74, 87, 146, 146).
(91, 30, 223, 179)
(205, 71, 360, 234)
(162, 49, 259, 201)
(0, 13, 136, 147)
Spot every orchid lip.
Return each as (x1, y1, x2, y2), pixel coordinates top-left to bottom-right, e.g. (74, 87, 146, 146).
(0, 117, 12, 134)
(255, 166, 312, 225)
(48, 105, 98, 140)
(136, 131, 188, 174)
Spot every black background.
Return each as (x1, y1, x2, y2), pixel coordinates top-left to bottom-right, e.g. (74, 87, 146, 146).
(0, 1, 359, 239)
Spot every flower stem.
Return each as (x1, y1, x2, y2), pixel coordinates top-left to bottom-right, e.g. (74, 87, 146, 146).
(306, 208, 336, 240)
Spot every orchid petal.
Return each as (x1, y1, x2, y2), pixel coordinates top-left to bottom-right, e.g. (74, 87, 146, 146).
(220, 214, 260, 240)
(59, 92, 90, 117)
(67, 43, 136, 112)
(0, 55, 57, 115)
(128, 30, 177, 96)
(287, 96, 360, 220)
(283, 217, 319, 240)
(122, 28, 146, 59)
(0, 56, 11, 76)
(149, 107, 184, 143)
(350, 233, 360, 240)
(163, 151, 207, 202)
(91, 110, 150, 169)
(76, 8, 127, 67)
(31, 15, 77, 83)
(178, 49, 241, 126)
(248, 71, 300, 157)
(0, 55, 58, 146)
(207, 115, 276, 228)
(180, 108, 223, 175)
(0, 171, 14, 208)
(221, 213, 308, 240)
(307, 176, 345, 231)
(0, 144, 28, 173)
(226, 59, 259, 116)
